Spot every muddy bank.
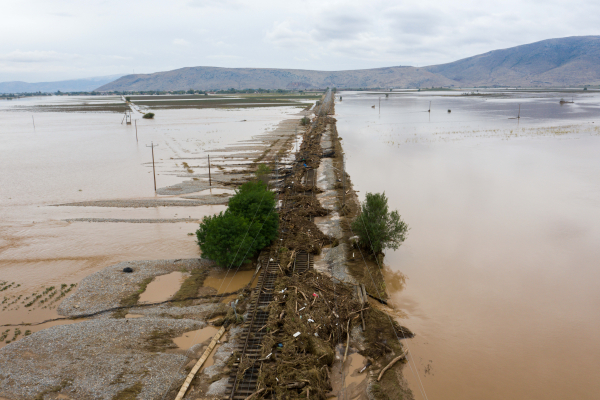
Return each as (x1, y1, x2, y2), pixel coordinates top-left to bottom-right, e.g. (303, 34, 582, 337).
(63, 218, 201, 223)
(58, 259, 212, 317)
(0, 318, 205, 400)
(55, 199, 214, 207)
(0, 255, 257, 400)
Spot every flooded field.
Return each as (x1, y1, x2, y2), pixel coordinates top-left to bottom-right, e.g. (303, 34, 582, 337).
(337, 90, 600, 399)
(0, 95, 307, 345)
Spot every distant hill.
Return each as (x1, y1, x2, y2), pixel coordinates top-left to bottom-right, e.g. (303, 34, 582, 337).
(94, 36, 600, 91)
(0, 74, 124, 94)
(95, 66, 455, 92)
(425, 36, 600, 87)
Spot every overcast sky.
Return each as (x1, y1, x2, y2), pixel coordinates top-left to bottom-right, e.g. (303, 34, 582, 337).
(2, 0, 599, 82)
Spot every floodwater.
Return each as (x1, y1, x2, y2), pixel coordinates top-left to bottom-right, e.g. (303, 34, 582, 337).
(173, 325, 222, 371)
(330, 351, 368, 399)
(336, 90, 600, 399)
(138, 271, 188, 303)
(173, 325, 219, 349)
(0, 96, 302, 344)
(203, 269, 259, 294)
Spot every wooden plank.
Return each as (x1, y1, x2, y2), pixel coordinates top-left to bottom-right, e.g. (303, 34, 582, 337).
(175, 325, 227, 400)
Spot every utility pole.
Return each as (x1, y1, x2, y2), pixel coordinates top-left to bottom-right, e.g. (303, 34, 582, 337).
(146, 141, 158, 191)
(379, 96, 381, 115)
(135, 120, 138, 142)
(342, 159, 346, 206)
(32, 115, 35, 131)
(208, 154, 211, 186)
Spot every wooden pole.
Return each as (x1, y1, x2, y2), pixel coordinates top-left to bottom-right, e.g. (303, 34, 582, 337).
(343, 318, 351, 363)
(151, 143, 156, 191)
(146, 142, 158, 191)
(175, 326, 226, 400)
(342, 159, 346, 206)
(208, 154, 211, 186)
(32, 116, 35, 130)
(135, 120, 138, 142)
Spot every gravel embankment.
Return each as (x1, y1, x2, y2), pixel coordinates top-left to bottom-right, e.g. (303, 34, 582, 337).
(156, 181, 227, 195)
(124, 303, 227, 320)
(180, 193, 230, 204)
(55, 199, 211, 207)
(64, 218, 200, 223)
(58, 259, 213, 317)
(0, 318, 204, 400)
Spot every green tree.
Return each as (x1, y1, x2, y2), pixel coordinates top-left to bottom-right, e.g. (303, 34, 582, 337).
(196, 181, 278, 267)
(351, 192, 408, 258)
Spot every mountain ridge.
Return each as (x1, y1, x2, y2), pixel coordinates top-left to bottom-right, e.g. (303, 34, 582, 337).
(424, 36, 600, 87)
(0, 74, 124, 94)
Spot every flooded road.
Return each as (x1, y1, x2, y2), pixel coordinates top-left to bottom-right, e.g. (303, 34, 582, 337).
(337, 90, 600, 399)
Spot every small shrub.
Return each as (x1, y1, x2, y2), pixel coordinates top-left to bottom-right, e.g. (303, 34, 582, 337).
(351, 192, 408, 261)
(142, 112, 155, 119)
(300, 116, 310, 126)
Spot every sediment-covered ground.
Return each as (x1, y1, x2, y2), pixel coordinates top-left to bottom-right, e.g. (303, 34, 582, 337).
(0, 95, 413, 400)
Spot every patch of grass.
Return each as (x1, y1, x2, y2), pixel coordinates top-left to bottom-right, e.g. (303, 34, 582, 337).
(113, 277, 154, 318)
(171, 268, 207, 306)
(112, 381, 143, 400)
(145, 330, 177, 352)
(34, 379, 70, 400)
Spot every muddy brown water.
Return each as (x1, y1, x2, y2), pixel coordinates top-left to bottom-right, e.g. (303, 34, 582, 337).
(173, 326, 219, 349)
(337, 90, 600, 399)
(138, 271, 189, 303)
(203, 269, 259, 295)
(330, 352, 368, 399)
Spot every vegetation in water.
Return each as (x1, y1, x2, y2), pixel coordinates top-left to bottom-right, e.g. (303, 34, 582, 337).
(351, 192, 409, 260)
(142, 112, 155, 119)
(196, 181, 278, 267)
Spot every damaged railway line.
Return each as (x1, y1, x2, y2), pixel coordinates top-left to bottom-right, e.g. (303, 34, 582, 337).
(221, 90, 415, 400)
(0, 90, 416, 400)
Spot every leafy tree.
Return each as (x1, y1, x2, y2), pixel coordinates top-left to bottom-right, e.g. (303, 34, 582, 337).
(351, 192, 408, 259)
(196, 181, 278, 267)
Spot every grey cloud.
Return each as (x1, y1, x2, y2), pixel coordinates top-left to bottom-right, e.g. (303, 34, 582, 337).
(2, 0, 600, 81)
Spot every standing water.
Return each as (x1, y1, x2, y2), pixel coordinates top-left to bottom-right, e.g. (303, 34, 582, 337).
(337, 90, 600, 400)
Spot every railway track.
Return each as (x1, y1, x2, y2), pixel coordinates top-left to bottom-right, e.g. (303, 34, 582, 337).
(227, 256, 279, 399)
(226, 91, 331, 399)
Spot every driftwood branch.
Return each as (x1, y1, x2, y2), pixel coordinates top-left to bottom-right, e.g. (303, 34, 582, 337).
(244, 388, 265, 400)
(377, 350, 409, 382)
(175, 326, 227, 400)
(343, 318, 351, 362)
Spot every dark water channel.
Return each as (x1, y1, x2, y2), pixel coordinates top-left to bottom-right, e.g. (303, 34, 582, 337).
(337, 90, 600, 399)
